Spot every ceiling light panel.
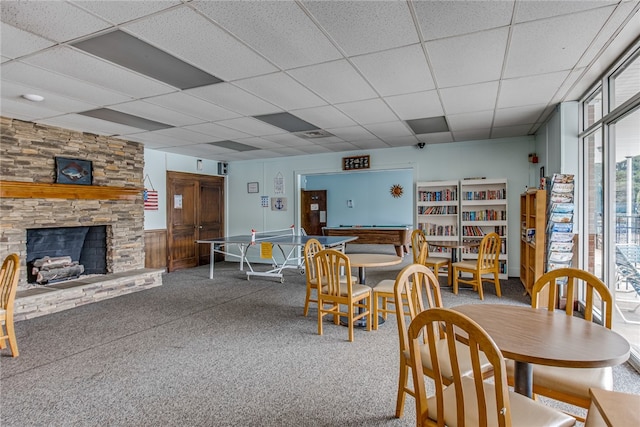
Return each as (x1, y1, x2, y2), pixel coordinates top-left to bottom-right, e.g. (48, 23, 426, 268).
(72, 30, 222, 89)
(208, 140, 259, 152)
(123, 6, 277, 81)
(24, 46, 174, 98)
(253, 112, 319, 133)
(406, 116, 450, 134)
(79, 108, 173, 131)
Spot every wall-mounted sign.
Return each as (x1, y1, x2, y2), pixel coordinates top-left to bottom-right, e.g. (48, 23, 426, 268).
(342, 154, 370, 170)
(271, 197, 287, 211)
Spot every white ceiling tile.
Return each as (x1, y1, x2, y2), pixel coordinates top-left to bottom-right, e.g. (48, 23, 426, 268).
(1, 80, 98, 113)
(414, 1, 514, 40)
(385, 90, 444, 120)
(289, 105, 356, 129)
(262, 133, 312, 147)
(505, 8, 614, 78)
(440, 81, 499, 115)
(270, 147, 310, 157)
(335, 99, 397, 125)
(452, 129, 492, 141)
(515, 1, 618, 23)
(1, 62, 133, 105)
(0, 98, 64, 122)
(427, 28, 509, 88)
(1, 56, 10, 63)
(234, 137, 282, 150)
(233, 73, 327, 110)
(151, 127, 217, 144)
(417, 132, 454, 144)
(185, 83, 281, 116)
(214, 117, 286, 137)
(447, 110, 495, 132)
(326, 125, 376, 142)
(351, 139, 390, 149)
(109, 100, 203, 127)
(493, 104, 548, 127)
(302, 0, 418, 56)
(0, 23, 54, 59)
(288, 60, 377, 104)
(118, 131, 180, 149)
(0, 1, 110, 42)
(297, 144, 335, 155)
(72, 1, 182, 24)
(39, 113, 143, 136)
(143, 92, 241, 122)
(576, 2, 639, 69)
(192, 1, 341, 69)
(384, 135, 420, 147)
(364, 121, 413, 139)
(123, 7, 277, 81)
(321, 141, 361, 153)
(351, 44, 435, 96)
(181, 122, 251, 140)
(498, 71, 569, 108)
(24, 47, 175, 98)
(491, 124, 534, 138)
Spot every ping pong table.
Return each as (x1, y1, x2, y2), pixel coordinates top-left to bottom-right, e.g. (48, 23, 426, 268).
(196, 227, 357, 282)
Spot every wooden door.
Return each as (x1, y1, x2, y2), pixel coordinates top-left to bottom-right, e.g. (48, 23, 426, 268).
(167, 172, 224, 272)
(198, 179, 224, 265)
(301, 190, 327, 236)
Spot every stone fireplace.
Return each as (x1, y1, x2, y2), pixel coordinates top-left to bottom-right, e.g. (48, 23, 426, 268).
(0, 116, 163, 320)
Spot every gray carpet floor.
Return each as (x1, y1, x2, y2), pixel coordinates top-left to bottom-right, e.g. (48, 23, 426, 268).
(2, 245, 639, 426)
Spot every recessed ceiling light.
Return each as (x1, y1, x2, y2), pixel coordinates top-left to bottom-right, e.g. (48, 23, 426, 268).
(22, 94, 44, 102)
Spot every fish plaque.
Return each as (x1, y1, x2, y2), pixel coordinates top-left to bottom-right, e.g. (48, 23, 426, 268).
(55, 157, 93, 185)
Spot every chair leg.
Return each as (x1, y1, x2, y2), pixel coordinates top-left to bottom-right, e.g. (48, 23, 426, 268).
(453, 267, 459, 294)
(477, 274, 484, 300)
(372, 293, 379, 330)
(446, 264, 452, 286)
(303, 284, 312, 316)
(317, 299, 324, 336)
(395, 356, 409, 418)
(0, 324, 6, 349)
(6, 320, 18, 357)
(347, 303, 354, 342)
(365, 295, 371, 333)
(494, 272, 502, 298)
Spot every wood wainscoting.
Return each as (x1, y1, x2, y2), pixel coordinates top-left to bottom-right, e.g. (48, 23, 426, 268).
(145, 229, 167, 269)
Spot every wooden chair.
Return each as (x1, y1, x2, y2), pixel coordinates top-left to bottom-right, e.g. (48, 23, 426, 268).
(507, 268, 615, 419)
(452, 232, 502, 299)
(0, 253, 21, 357)
(371, 241, 428, 331)
(411, 229, 451, 285)
(393, 261, 493, 418)
(314, 249, 372, 342)
(584, 388, 640, 427)
(408, 307, 576, 427)
(303, 238, 357, 317)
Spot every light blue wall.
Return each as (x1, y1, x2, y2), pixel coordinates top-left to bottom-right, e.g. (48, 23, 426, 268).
(305, 169, 413, 226)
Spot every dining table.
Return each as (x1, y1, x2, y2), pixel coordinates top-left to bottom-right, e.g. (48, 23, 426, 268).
(428, 240, 480, 263)
(453, 304, 631, 398)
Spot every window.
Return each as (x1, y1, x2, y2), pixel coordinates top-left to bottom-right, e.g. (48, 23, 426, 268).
(583, 89, 602, 128)
(610, 51, 640, 109)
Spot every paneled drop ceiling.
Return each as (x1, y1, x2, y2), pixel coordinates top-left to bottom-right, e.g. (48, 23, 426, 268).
(1, 1, 639, 161)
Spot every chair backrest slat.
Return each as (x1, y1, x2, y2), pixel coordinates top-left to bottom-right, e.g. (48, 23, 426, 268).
(478, 232, 500, 270)
(315, 249, 352, 296)
(1, 254, 20, 313)
(411, 229, 427, 264)
(303, 238, 323, 284)
(531, 267, 612, 329)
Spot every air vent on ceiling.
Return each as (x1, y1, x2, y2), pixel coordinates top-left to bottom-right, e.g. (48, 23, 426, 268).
(295, 130, 334, 139)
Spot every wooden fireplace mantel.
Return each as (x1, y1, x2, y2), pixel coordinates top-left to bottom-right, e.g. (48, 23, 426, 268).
(0, 180, 141, 200)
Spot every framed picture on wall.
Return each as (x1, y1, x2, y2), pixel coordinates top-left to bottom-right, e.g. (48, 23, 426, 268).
(55, 157, 93, 185)
(247, 182, 259, 193)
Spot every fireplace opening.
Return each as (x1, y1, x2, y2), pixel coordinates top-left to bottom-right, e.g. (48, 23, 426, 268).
(26, 226, 107, 284)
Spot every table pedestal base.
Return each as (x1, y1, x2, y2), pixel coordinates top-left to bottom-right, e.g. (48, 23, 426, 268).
(514, 361, 533, 398)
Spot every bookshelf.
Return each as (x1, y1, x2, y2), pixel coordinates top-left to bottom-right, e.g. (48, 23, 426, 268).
(460, 178, 508, 279)
(519, 189, 547, 297)
(416, 180, 459, 259)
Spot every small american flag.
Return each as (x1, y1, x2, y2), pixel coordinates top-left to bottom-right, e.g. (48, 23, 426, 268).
(144, 189, 158, 210)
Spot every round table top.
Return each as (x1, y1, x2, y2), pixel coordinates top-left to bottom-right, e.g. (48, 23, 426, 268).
(428, 240, 480, 249)
(453, 304, 631, 369)
(346, 253, 403, 268)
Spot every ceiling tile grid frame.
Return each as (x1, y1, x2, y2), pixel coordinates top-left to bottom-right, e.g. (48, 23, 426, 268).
(0, 0, 638, 161)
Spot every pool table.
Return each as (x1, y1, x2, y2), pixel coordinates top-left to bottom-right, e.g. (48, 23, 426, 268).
(322, 225, 412, 257)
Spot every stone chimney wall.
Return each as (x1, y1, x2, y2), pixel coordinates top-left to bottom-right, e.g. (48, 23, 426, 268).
(0, 117, 146, 291)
